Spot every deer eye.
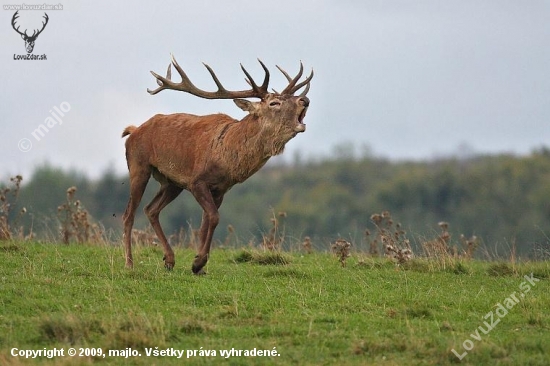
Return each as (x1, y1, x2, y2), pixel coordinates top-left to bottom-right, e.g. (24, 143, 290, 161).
(269, 101, 281, 107)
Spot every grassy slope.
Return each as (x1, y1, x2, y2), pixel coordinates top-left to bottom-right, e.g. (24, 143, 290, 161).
(0, 242, 549, 365)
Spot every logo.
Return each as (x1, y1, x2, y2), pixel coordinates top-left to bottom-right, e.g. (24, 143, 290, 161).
(12, 10, 48, 53)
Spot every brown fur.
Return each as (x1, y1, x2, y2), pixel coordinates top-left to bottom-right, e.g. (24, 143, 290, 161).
(122, 93, 310, 274)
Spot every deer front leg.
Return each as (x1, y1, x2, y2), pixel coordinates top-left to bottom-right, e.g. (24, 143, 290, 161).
(192, 211, 214, 275)
(190, 183, 223, 275)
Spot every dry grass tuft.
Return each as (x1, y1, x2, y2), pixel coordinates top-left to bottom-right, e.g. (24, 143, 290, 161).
(487, 262, 516, 277)
(131, 226, 157, 246)
(132, 224, 202, 249)
(175, 318, 214, 335)
(421, 221, 479, 268)
(262, 210, 287, 251)
(222, 224, 235, 247)
(106, 313, 167, 350)
(39, 314, 104, 345)
(232, 249, 291, 265)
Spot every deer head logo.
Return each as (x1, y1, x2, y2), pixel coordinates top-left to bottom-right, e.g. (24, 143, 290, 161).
(11, 11, 49, 54)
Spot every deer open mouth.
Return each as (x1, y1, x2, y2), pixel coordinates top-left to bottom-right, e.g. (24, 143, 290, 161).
(295, 108, 307, 133)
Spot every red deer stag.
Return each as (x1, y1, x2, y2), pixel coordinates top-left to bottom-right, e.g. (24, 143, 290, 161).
(122, 55, 313, 274)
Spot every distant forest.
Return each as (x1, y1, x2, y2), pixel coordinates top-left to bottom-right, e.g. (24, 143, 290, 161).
(3, 147, 550, 258)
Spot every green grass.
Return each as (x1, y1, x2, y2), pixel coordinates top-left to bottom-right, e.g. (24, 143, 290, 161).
(0, 242, 549, 365)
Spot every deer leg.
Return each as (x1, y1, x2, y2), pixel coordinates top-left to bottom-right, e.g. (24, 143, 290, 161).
(189, 182, 224, 275)
(122, 168, 150, 268)
(144, 183, 183, 270)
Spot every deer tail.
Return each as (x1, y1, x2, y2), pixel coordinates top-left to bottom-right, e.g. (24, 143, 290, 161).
(121, 125, 137, 138)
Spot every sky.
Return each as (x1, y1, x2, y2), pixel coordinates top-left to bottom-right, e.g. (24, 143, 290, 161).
(2, 0, 549, 180)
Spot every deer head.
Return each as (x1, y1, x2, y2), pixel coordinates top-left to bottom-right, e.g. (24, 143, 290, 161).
(148, 55, 313, 149)
(12, 11, 49, 54)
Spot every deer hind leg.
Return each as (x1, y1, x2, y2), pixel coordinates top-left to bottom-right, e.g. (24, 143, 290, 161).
(144, 183, 183, 270)
(122, 167, 151, 268)
(190, 182, 224, 275)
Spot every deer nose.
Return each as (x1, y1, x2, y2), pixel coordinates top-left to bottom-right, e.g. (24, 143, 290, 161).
(298, 97, 310, 107)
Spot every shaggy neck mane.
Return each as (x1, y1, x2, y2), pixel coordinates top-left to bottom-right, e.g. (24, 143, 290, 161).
(214, 113, 290, 183)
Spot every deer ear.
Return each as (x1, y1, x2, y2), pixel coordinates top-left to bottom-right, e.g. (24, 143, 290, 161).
(233, 99, 258, 113)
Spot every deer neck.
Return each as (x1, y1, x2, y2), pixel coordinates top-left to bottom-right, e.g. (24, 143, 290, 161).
(216, 115, 290, 182)
(241, 114, 290, 157)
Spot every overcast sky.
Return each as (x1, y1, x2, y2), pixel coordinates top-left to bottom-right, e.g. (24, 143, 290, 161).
(2, 0, 549, 179)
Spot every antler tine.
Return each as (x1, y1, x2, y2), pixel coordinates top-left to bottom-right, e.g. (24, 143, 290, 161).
(294, 69, 314, 96)
(148, 55, 270, 99)
(147, 62, 172, 95)
(40, 13, 49, 28)
(147, 70, 167, 95)
(156, 63, 171, 87)
(147, 54, 194, 95)
(166, 62, 172, 81)
(170, 54, 196, 88)
(33, 13, 49, 37)
(11, 11, 25, 36)
(276, 65, 293, 83)
(203, 62, 229, 93)
(240, 64, 260, 95)
(240, 59, 270, 96)
(257, 59, 270, 93)
(276, 62, 313, 96)
(298, 77, 311, 97)
(279, 62, 304, 95)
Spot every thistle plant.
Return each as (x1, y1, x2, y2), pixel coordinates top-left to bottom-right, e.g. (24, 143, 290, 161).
(57, 186, 103, 244)
(366, 211, 413, 263)
(302, 236, 313, 254)
(0, 175, 29, 240)
(331, 238, 351, 267)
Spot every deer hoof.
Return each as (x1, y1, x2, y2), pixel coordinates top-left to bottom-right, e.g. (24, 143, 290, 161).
(192, 254, 208, 275)
(163, 255, 175, 270)
(192, 266, 207, 275)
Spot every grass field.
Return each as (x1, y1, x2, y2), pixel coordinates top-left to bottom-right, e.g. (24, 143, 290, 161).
(0, 241, 549, 365)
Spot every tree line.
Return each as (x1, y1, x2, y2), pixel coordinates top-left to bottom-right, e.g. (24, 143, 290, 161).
(3, 147, 550, 257)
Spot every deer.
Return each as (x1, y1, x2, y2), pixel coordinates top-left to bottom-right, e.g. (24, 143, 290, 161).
(122, 55, 313, 274)
(11, 11, 49, 54)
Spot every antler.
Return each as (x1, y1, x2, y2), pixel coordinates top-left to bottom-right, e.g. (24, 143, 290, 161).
(31, 13, 49, 39)
(11, 11, 25, 37)
(148, 55, 270, 99)
(11, 11, 48, 39)
(277, 62, 314, 97)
